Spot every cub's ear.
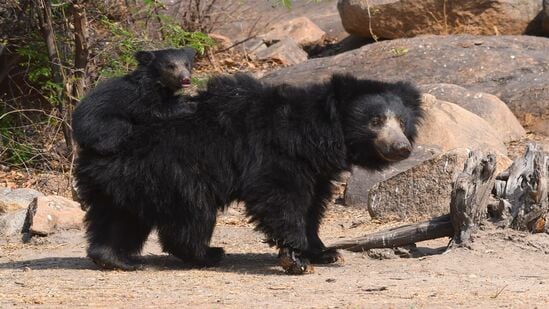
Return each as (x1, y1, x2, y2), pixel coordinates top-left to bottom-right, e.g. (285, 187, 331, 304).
(330, 73, 358, 102)
(134, 51, 155, 65)
(181, 47, 197, 62)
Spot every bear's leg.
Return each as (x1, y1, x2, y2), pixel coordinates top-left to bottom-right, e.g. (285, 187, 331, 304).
(244, 185, 313, 275)
(303, 180, 343, 264)
(86, 205, 152, 271)
(157, 205, 223, 267)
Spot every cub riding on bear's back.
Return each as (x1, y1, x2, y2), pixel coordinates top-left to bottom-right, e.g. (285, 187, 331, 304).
(73, 71, 423, 275)
(72, 47, 196, 155)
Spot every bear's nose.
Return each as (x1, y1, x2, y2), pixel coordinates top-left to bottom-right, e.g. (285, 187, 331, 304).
(395, 142, 412, 158)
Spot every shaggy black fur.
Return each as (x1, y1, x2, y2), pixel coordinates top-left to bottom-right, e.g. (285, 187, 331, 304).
(72, 47, 196, 155)
(74, 73, 423, 273)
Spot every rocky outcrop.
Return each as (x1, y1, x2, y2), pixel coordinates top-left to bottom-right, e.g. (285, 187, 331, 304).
(263, 35, 549, 128)
(338, 0, 545, 39)
(419, 84, 526, 143)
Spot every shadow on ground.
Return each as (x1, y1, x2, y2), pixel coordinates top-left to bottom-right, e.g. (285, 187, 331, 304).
(0, 252, 298, 275)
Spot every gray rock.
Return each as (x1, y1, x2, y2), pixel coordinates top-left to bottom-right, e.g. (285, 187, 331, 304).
(419, 84, 526, 143)
(0, 188, 44, 214)
(367, 148, 471, 221)
(260, 17, 326, 47)
(345, 145, 441, 208)
(348, 147, 511, 222)
(338, 0, 545, 39)
(0, 209, 27, 237)
(238, 38, 267, 54)
(255, 38, 308, 65)
(263, 35, 549, 123)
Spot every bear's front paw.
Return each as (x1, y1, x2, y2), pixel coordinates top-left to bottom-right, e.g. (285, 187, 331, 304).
(304, 248, 344, 264)
(278, 248, 314, 275)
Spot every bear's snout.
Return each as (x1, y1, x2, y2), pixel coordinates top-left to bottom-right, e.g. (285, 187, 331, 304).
(393, 140, 412, 159)
(373, 116, 412, 162)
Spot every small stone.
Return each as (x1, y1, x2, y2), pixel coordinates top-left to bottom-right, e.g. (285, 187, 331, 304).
(255, 38, 308, 65)
(532, 217, 546, 234)
(0, 188, 44, 214)
(25, 195, 84, 236)
(261, 17, 326, 47)
(0, 208, 28, 237)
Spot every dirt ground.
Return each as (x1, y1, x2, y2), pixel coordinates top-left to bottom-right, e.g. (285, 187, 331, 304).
(1, 203, 548, 308)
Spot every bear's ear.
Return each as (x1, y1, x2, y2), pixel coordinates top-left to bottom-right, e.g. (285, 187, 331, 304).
(330, 73, 359, 104)
(134, 51, 155, 65)
(181, 47, 197, 62)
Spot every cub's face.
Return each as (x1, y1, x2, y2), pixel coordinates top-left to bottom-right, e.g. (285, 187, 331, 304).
(332, 75, 423, 170)
(135, 48, 197, 91)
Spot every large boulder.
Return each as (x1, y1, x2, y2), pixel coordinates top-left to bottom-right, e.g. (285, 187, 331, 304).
(338, 0, 545, 39)
(416, 94, 508, 155)
(263, 35, 549, 129)
(419, 84, 526, 143)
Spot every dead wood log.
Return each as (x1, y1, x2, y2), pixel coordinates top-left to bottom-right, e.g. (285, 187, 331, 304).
(448, 151, 497, 248)
(329, 151, 497, 252)
(491, 143, 548, 233)
(330, 214, 453, 251)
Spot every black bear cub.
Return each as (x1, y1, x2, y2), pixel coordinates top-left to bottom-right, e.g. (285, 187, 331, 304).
(74, 73, 423, 274)
(72, 47, 196, 155)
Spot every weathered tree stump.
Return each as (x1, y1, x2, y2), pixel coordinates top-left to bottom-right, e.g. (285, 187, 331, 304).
(490, 143, 548, 233)
(329, 151, 497, 252)
(448, 151, 497, 248)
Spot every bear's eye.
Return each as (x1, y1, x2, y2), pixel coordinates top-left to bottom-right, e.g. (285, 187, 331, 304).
(399, 118, 406, 128)
(370, 116, 385, 127)
(166, 63, 176, 70)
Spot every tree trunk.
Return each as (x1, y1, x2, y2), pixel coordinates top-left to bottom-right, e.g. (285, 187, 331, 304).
(36, 0, 73, 151)
(68, 0, 89, 154)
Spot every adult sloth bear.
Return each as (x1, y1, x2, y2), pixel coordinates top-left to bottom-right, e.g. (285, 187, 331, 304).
(74, 73, 423, 274)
